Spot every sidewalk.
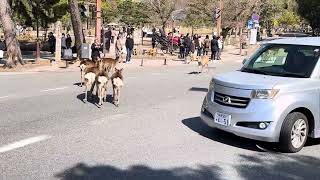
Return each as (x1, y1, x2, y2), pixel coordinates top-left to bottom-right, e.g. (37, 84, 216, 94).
(0, 45, 258, 74)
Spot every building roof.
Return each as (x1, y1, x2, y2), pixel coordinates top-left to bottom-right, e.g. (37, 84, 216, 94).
(266, 37, 320, 46)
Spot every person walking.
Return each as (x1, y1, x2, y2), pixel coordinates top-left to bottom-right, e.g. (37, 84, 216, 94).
(48, 32, 56, 54)
(125, 35, 134, 63)
(111, 28, 117, 44)
(115, 36, 123, 62)
(61, 33, 67, 57)
(66, 34, 72, 49)
(184, 33, 191, 57)
(203, 35, 210, 56)
(151, 34, 156, 49)
(211, 35, 219, 60)
(217, 36, 223, 60)
(194, 34, 201, 56)
(104, 27, 112, 53)
(0, 37, 5, 60)
(179, 34, 185, 59)
(91, 39, 102, 61)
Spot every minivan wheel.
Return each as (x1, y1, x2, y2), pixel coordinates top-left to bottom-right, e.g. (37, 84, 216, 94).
(279, 112, 309, 153)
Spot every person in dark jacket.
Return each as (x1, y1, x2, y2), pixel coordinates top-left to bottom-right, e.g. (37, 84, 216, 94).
(211, 35, 219, 60)
(184, 33, 191, 57)
(152, 34, 156, 49)
(48, 32, 56, 54)
(66, 34, 72, 49)
(179, 34, 185, 59)
(194, 34, 201, 56)
(125, 35, 134, 63)
(91, 39, 102, 61)
(0, 37, 5, 59)
(190, 40, 196, 54)
(104, 28, 112, 53)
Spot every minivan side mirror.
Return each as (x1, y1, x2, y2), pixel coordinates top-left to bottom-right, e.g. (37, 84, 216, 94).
(242, 58, 248, 65)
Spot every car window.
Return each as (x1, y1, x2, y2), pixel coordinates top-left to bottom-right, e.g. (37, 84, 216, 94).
(242, 44, 320, 78)
(253, 47, 288, 68)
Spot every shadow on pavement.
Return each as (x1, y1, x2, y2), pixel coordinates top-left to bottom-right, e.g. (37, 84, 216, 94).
(188, 71, 201, 75)
(73, 82, 82, 87)
(182, 117, 266, 152)
(189, 87, 208, 92)
(55, 163, 223, 180)
(235, 153, 320, 180)
(77, 93, 113, 106)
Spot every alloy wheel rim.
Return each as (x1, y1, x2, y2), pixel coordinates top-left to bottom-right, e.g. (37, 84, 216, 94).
(291, 119, 307, 149)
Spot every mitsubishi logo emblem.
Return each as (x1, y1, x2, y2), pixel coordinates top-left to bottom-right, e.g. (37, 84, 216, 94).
(223, 96, 231, 104)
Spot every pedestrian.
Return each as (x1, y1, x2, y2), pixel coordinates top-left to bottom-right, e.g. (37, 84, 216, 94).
(111, 28, 116, 44)
(91, 39, 102, 62)
(0, 37, 5, 60)
(194, 34, 201, 56)
(125, 35, 134, 63)
(115, 36, 123, 62)
(48, 32, 56, 54)
(179, 34, 185, 59)
(61, 33, 67, 56)
(217, 36, 223, 60)
(104, 27, 112, 53)
(211, 35, 219, 60)
(198, 36, 203, 56)
(203, 35, 210, 56)
(184, 33, 191, 57)
(151, 34, 156, 49)
(66, 34, 72, 49)
(190, 39, 196, 54)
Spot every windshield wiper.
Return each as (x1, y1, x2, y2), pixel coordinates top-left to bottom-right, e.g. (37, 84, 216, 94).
(281, 72, 308, 78)
(241, 68, 268, 75)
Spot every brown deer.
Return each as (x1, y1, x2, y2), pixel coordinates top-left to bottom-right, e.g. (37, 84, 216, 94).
(111, 68, 124, 107)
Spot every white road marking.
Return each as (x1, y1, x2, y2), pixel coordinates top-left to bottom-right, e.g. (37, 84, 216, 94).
(0, 96, 10, 99)
(0, 135, 51, 153)
(40, 86, 68, 92)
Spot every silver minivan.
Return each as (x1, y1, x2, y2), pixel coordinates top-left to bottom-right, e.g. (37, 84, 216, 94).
(201, 37, 320, 153)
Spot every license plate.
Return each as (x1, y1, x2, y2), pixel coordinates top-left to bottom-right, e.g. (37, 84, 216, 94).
(214, 112, 231, 126)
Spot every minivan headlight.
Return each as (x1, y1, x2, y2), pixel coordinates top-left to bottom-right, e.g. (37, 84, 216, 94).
(251, 89, 279, 99)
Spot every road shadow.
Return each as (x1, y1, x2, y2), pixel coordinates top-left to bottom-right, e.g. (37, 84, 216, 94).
(188, 71, 201, 75)
(236, 153, 320, 180)
(77, 93, 113, 106)
(305, 137, 320, 147)
(182, 117, 267, 152)
(73, 82, 82, 87)
(189, 87, 208, 92)
(55, 163, 223, 180)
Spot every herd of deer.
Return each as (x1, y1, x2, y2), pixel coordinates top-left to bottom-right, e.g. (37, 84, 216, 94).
(79, 58, 124, 108)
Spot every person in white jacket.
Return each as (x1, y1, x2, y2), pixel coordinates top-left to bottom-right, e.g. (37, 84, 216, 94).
(217, 36, 223, 60)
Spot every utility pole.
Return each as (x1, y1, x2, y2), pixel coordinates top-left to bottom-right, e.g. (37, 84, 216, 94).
(216, 0, 223, 36)
(95, 0, 102, 44)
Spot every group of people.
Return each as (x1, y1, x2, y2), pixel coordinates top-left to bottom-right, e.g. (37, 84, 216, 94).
(47, 32, 73, 56)
(91, 26, 135, 64)
(178, 34, 224, 61)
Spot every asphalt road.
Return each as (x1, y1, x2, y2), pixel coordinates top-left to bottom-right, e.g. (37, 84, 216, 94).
(1, 60, 320, 180)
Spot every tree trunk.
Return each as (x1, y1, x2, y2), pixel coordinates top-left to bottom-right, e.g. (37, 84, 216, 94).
(68, 0, 84, 57)
(0, 0, 25, 68)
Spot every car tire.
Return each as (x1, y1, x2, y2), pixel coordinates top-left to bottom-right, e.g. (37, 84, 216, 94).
(279, 112, 309, 153)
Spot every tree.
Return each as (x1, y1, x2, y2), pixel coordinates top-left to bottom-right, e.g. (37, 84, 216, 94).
(68, 0, 84, 57)
(185, 0, 216, 27)
(0, 0, 24, 68)
(146, 0, 177, 33)
(277, 10, 300, 29)
(296, 0, 320, 35)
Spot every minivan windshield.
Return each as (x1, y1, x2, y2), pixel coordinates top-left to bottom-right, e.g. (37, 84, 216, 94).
(241, 44, 320, 78)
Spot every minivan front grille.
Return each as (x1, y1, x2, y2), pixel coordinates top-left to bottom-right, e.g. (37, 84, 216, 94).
(214, 92, 250, 108)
